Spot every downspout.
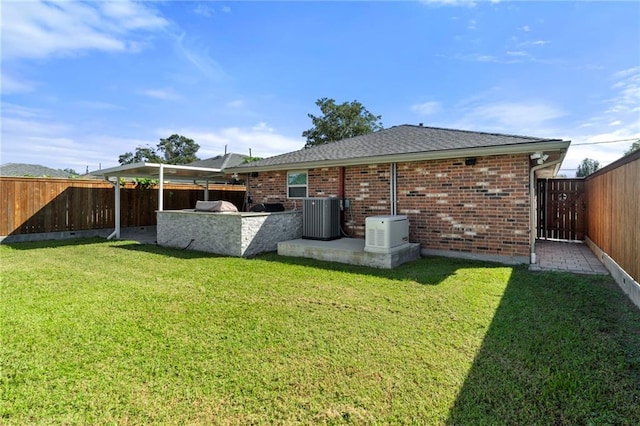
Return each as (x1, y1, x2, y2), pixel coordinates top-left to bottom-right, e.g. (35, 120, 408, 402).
(192, 179, 211, 201)
(245, 173, 251, 212)
(107, 177, 121, 240)
(390, 163, 397, 215)
(529, 156, 564, 263)
(339, 166, 345, 228)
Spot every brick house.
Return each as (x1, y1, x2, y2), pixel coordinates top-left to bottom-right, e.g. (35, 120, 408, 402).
(225, 125, 570, 264)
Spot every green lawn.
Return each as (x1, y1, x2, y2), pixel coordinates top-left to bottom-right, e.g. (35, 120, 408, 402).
(1, 238, 639, 425)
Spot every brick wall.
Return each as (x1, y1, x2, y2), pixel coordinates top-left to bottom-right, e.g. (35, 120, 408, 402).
(246, 168, 342, 210)
(309, 167, 341, 198)
(245, 153, 531, 259)
(344, 164, 391, 236)
(397, 154, 530, 258)
(246, 171, 290, 208)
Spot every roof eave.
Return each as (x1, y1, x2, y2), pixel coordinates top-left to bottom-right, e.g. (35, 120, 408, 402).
(225, 140, 571, 173)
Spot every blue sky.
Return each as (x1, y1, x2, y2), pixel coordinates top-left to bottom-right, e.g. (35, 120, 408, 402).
(1, 1, 639, 176)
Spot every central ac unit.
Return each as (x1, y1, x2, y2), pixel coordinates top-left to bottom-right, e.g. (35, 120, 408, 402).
(302, 198, 341, 240)
(365, 215, 409, 253)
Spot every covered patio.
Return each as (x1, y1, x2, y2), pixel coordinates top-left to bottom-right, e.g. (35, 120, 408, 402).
(92, 162, 232, 239)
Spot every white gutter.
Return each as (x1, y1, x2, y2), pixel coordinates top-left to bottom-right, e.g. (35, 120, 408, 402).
(529, 152, 566, 263)
(107, 178, 121, 240)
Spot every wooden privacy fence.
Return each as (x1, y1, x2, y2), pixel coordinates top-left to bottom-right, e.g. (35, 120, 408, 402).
(584, 150, 640, 282)
(0, 177, 246, 237)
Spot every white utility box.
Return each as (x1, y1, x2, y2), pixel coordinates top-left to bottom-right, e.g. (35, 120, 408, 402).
(364, 215, 410, 253)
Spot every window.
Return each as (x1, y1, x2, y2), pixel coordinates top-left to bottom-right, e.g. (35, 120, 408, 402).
(287, 171, 307, 198)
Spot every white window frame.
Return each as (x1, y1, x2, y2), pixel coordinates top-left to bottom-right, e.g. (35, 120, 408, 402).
(287, 170, 308, 199)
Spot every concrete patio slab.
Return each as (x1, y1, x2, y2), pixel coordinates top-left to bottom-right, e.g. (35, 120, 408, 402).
(118, 226, 157, 245)
(277, 238, 421, 269)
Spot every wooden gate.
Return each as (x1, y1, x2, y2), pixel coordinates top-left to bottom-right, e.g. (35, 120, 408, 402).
(537, 178, 586, 240)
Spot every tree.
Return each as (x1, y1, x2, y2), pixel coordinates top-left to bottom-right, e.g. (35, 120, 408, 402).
(118, 146, 161, 165)
(118, 135, 200, 165)
(624, 140, 640, 156)
(63, 168, 79, 177)
(302, 98, 383, 148)
(576, 158, 600, 177)
(158, 134, 200, 164)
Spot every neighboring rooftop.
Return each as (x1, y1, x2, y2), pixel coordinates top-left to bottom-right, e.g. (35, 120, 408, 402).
(187, 153, 248, 169)
(226, 124, 569, 172)
(0, 163, 74, 178)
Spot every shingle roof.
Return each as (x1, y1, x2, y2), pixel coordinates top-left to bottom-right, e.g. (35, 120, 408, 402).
(187, 153, 247, 169)
(228, 124, 566, 171)
(0, 163, 73, 178)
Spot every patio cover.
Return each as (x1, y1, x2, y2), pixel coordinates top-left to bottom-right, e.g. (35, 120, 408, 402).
(91, 162, 225, 239)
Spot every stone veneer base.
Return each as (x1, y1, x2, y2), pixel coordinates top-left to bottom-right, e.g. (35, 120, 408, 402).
(157, 210, 302, 257)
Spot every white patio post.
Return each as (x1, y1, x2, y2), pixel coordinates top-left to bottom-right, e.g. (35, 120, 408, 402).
(107, 178, 121, 239)
(158, 164, 164, 211)
(204, 178, 209, 201)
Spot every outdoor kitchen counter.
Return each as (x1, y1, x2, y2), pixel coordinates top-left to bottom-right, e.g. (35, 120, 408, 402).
(156, 209, 302, 257)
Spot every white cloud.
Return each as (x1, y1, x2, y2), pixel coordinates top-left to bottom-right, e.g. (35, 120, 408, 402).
(139, 88, 182, 101)
(1, 103, 46, 119)
(226, 100, 245, 109)
(560, 132, 638, 177)
(221, 6, 232, 13)
(613, 66, 640, 79)
(475, 55, 497, 62)
(1, 0, 167, 60)
(193, 4, 216, 17)
(454, 51, 535, 64)
(75, 101, 122, 110)
(99, 1, 167, 31)
(557, 68, 640, 175)
(2, 115, 70, 136)
(607, 67, 640, 113)
(532, 40, 550, 46)
(174, 33, 228, 81)
(518, 25, 531, 32)
(1, 72, 36, 94)
(156, 124, 304, 159)
(420, 0, 476, 7)
(455, 101, 565, 135)
(0, 102, 154, 170)
(1, 128, 156, 172)
(0, 103, 305, 172)
(411, 101, 442, 116)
